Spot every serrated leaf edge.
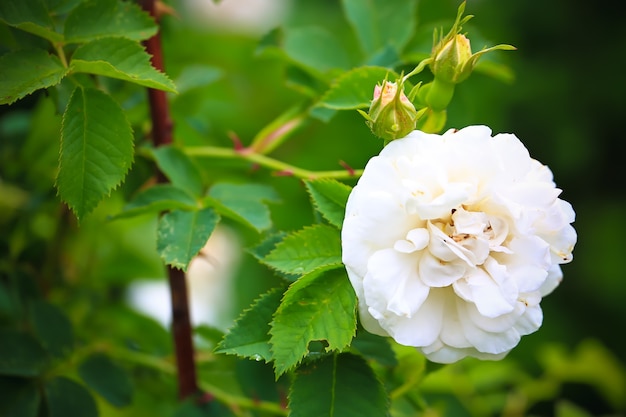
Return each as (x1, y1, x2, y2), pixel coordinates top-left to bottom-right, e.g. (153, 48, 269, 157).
(303, 179, 352, 229)
(56, 86, 134, 220)
(214, 286, 285, 362)
(269, 268, 355, 378)
(261, 224, 342, 274)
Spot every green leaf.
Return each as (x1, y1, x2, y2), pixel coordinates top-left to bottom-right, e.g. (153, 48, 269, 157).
(304, 179, 352, 229)
(284, 27, 351, 74)
(0, 329, 48, 377)
(262, 224, 342, 275)
(366, 44, 401, 67)
(70, 37, 177, 93)
(113, 184, 198, 220)
(309, 106, 337, 123)
(78, 353, 133, 407)
(0, 49, 68, 105)
(30, 300, 74, 359)
(194, 325, 225, 347)
(44, 377, 98, 417)
(150, 146, 203, 196)
(64, 0, 157, 44)
(248, 232, 299, 281)
(248, 232, 287, 262)
(0, 378, 40, 417)
(206, 183, 280, 232)
(270, 268, 357, 377)
(57, 87, 134, 220)
(289, 353, 389, 417)
(351, 329, 397, 367)
(285, 65, 330, 98)
(259, 26, 349, 77)
(157, 207, 220, 271)
(174, 64, 223, 94)
(341, 0, 417, 57)
(0, 0, 63, 42)
(390, 344, 427, 399)
(475, 59, 515, 84)
(315, 66, 400, 110)
(215, 286, 284, 362)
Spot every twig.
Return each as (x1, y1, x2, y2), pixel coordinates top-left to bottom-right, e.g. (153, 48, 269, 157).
(184, 146, 364, 180)
(141, 0, 199, 400)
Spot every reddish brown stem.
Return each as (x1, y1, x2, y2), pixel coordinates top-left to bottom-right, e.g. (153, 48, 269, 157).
(141, 0, 199, 400)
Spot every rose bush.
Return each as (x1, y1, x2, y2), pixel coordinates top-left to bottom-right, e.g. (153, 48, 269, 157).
(342, 125, 577, 363)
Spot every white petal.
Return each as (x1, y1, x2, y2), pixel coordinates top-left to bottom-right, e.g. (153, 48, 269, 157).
(453, 267, 515, 318)
(420, 344, 469, 364)
(406, 227, 430, 250)
(513, 303, 543, 336)
(419, 253, 466, 287)
(427, 221, 476, 265)
(411, 182, 473, 220)
(458, 300, 521, 354)
(393, 228, 429, 253)
(539, 265, 563, 296)
(364, 249, 429, 317)
(505, 236, 551, 293)
(465, 298, 523, 332)
(387, 287, 445, 347)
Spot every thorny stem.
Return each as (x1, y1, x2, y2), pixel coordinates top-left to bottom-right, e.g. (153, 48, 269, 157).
(141, 0, 199, 400)
(183, 146, 364, 180)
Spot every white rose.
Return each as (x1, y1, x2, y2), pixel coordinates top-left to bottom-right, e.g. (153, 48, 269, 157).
(341, 126, 576, 363)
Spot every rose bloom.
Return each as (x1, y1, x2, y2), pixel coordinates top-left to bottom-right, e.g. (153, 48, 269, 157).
(342, 126, 576, 363)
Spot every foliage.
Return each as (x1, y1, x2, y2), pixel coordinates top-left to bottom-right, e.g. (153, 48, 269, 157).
(1, 0, 624, 417)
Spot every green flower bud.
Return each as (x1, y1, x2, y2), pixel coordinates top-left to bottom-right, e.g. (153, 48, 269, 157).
(430, 2, 516, 84)
(432, 34, 474, 84)
(360, 79, 419, 141)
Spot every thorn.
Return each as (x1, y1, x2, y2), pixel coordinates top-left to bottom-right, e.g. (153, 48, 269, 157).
(228, 131, 246, 152)
(339, 160, 355, 176)
(155, 0, 180, 19)
(196, 391, 214, 405)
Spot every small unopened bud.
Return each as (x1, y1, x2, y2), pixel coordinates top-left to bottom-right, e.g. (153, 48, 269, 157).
(430, 2, 515, 84)
(359, 79, 419, 141)
(432, 34, 473, 84)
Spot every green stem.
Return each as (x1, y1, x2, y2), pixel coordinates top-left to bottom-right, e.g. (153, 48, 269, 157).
(425, 78, 455, 112)
(54, 42, 68, 68)
(183, 146, 363, 180)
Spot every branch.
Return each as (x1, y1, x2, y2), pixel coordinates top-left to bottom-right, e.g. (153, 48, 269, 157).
(141, 0, 199, 400)
(184, 146, 364, 180)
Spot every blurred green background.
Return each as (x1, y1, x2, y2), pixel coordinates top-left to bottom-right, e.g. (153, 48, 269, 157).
(1, 0, 625, 415)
